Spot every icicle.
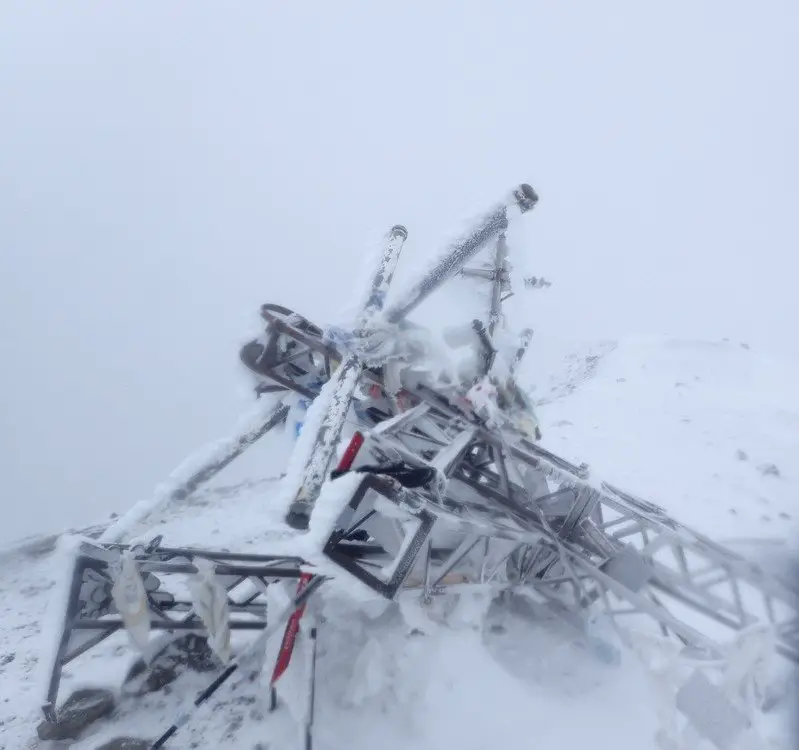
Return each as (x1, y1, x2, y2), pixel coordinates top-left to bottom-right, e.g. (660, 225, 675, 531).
(110, 550, 151, 652)
(188, 557, 232, 663)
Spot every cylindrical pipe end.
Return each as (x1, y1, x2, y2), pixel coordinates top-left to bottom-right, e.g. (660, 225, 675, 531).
(390, 224, 409, 241)
(513, 184, 539, 213)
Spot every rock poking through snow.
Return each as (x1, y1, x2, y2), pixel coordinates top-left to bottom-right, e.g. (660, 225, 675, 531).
(95, 738, 152, 750)
(36, 687, 116, 741)
(123, 634, 218, 696)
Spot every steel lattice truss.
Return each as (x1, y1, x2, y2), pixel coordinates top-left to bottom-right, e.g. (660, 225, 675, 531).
(36, 183, 799, 749)
(239, 303, 799, 664)
(41, 540, 306, 721)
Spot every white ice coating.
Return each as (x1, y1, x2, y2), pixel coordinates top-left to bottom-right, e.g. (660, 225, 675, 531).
(8, 329, 797, 750)
(382, 184, 536, 326)
(383, 203, 508, 326)
(278, 357, 362, 509)
(324, 320, 451, 379)
(330, 225, 407, 332)
(358, 226, 407, 324)
(285, 226, 408, 516)
(99, 394, 285, 544)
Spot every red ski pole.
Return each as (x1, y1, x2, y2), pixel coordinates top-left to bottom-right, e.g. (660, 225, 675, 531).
(268, 431, 365, 710)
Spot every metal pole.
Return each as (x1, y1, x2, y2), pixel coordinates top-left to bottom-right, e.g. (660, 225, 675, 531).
(384, 183, 537, 324)
(101, 400, 290, 544)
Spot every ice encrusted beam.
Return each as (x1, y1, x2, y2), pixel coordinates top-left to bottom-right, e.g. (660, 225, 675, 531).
(99, 399, 290, 544)
(284, 225, 408, 531)
(383, 183, 538, 324)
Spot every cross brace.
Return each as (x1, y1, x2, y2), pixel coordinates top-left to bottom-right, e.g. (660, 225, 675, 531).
(240, 306, 799, 666)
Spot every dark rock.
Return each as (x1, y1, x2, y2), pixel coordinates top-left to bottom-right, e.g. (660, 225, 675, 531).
(225, 714, 244, 737)
(758, 463, 781, 478)
(124, 634, 218, 696)
(95, 738, 151, 750)
(36, 687, 115, 741)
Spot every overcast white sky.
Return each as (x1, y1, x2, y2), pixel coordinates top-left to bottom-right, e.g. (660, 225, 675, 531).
(1, 1, 797, 544)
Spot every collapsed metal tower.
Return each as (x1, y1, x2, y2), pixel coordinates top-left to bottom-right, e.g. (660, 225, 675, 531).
(37, 184, 798, 749)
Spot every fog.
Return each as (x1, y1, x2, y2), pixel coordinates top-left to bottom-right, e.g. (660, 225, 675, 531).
(1, 0, 797, 544)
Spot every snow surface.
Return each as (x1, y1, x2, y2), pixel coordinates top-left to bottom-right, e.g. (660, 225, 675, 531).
(0, 335, 797, 749)
(535, 336, 799, 545)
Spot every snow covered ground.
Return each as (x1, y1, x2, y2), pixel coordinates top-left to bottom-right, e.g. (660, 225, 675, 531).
(0, 334, 797, 749)
(535, 335, 799, 547)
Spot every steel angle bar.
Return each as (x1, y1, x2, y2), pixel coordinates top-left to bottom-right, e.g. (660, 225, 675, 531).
(370, 402, 432, 436)
(506, 444, 799, 662)
(431, 535, 486, 587)
(420, 431, 772, 659)
(322, 475, 436, 599)
(528, 545, 723, 654)
(236, 299, 799, 662)
(498, 442, 595, 610)
(69, 619, 267, 632)
(488, 232, 508, 336)
(114, 545, 305, 566)
(284, 225, 408, 531)
(459, 227, 512, 339)
(340, 434, 573, 598)
(517, 442, 797, 599)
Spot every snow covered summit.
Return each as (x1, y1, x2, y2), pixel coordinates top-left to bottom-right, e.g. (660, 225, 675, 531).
(0, 335, 796, 749)
(537, 335, 799, 547)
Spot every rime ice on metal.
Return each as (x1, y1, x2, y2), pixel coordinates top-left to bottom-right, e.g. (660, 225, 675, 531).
(33, 182, 797, 750)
